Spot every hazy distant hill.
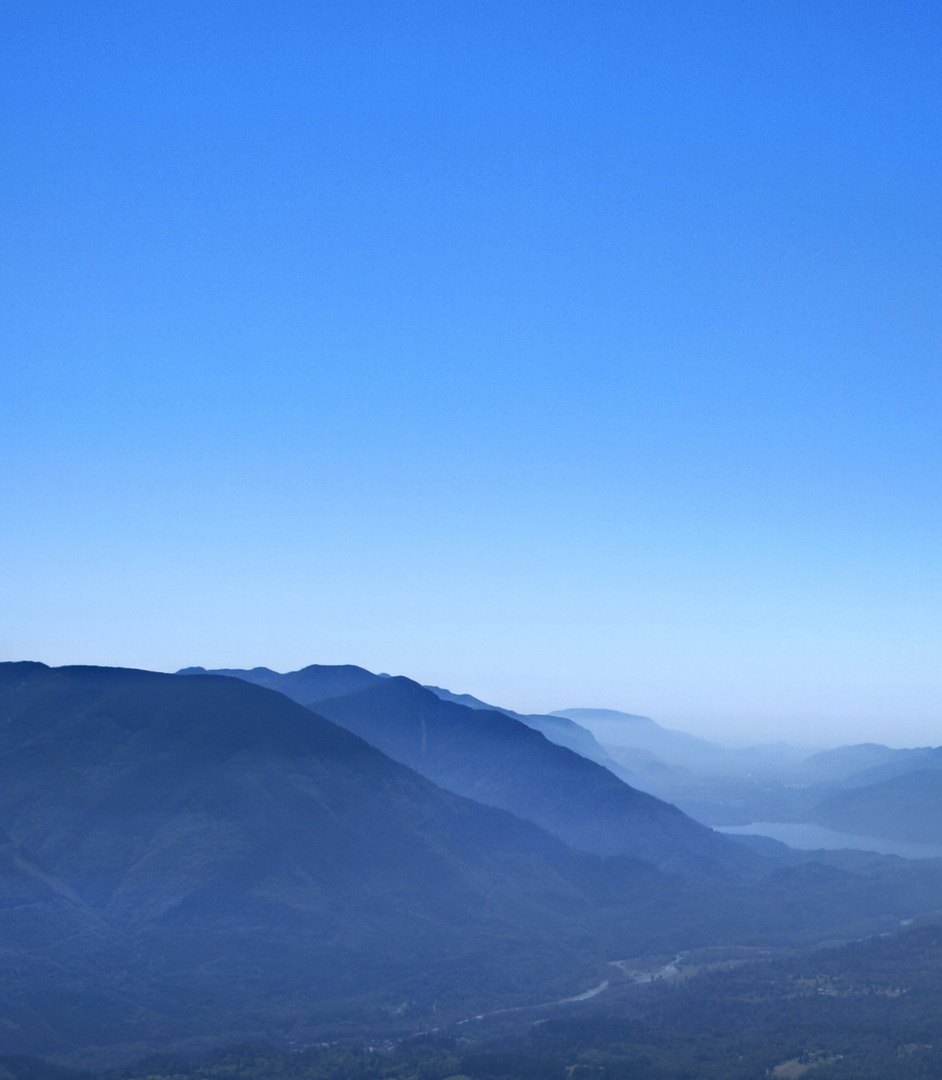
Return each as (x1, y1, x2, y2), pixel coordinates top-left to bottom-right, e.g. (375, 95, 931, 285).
(181, 668, 624, 773)
(553, 708, 809, 778)
(789, 743, 933, 785)
(551, 707, 720, 762)
(810, 768, 942, 844)
(546, 708, 846, 827)
(182, 670, 827, 828)
(839, 745, 942, 787)
(182, 668, 942, 842)
(184, 667, 739, 869)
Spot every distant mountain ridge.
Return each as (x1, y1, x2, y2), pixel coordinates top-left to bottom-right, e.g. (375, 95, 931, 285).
(809, 768, 942, 844)
(836, 745, 942, 787)
(176, 666, 942, 854)
(177, 663, 382, 703)
(180, 665, 745, 870)
(553, 708, 810, 778)
(790, 743, 935, 785)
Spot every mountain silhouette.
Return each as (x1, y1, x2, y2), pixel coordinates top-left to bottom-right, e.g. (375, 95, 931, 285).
(178, 663, 382, 704)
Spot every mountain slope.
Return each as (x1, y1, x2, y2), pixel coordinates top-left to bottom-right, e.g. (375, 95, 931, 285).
(839, 745, 942, 788)
(0, 661, 689, 1058)
(423, 684, 625, 770)
(179, 667, 734, 867)
(810, 768, 942, 844)
(310, 677, 745, 871)
(182, 668, 624, 774)
(790, 743, 933, 785)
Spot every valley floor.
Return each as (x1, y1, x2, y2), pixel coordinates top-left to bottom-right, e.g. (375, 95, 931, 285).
(9, 919, 941, 1080)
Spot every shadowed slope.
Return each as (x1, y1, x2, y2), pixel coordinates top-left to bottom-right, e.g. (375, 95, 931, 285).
(182, 666, 628, 777)
(311, 677, 744, 871)
(424, 684, 625, 771)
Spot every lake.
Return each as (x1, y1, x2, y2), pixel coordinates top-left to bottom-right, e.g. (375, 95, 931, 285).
(716, 821, 942, 860)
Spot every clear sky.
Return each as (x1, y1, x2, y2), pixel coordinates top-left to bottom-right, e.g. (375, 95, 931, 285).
(2, 1, 941, 747)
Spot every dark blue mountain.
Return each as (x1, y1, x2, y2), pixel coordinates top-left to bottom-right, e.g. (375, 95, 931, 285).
(0, 662, 671, 1057)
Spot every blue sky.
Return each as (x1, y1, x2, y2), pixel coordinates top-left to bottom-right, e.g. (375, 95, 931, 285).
(2, 1, 941, 745)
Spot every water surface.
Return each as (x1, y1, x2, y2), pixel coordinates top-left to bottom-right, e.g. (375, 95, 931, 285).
(717, 822, 942, 860)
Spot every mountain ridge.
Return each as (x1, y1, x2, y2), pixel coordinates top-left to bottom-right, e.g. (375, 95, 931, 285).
(178, 664, 741, 869)
(310, 676, 758, 871)
(423, 684, 627, 772)
(3, 663, 942, 1061)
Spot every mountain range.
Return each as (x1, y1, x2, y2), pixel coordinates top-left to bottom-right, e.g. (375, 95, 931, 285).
(0, 662, 671, 1058)
(181, 665, 743, 870)
(546, 708, 942, 841)
(2, 660, 942, 1062)
(809, 766, 942, 844)
(188, 665, 942, 847)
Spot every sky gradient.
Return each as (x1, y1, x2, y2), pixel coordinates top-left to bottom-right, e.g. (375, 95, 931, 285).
(2, 1, 941, 746)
